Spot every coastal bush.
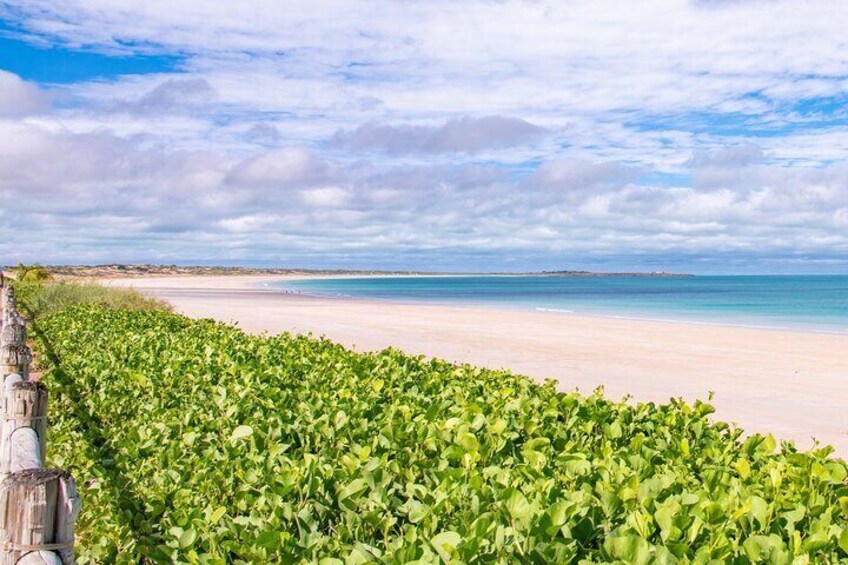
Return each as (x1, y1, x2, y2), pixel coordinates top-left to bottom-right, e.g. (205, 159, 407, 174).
(35, 306, 848, 563)
(12, 279, 169, 320)
(13, 263, 53, 282)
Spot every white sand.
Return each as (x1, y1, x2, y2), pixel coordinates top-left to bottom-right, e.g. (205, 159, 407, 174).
(107, 275, 848, 455)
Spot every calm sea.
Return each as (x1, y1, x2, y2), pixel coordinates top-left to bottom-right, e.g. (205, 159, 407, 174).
(273, 275, 848, 333)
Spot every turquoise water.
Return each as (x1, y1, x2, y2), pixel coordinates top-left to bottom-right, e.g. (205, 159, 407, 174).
(275, 275, 848, 333)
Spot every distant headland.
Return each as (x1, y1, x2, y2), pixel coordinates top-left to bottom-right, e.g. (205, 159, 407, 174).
(538, 270, 693, 277)
(3, 264, 693, 278)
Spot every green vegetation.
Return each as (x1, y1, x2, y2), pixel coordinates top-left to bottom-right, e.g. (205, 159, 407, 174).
(32, 306, 848, 563)
(13, 263, 54, 283)
(12, 279, 169, 320)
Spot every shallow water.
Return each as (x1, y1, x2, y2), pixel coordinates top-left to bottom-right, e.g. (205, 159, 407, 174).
(274, 275, 848, 334)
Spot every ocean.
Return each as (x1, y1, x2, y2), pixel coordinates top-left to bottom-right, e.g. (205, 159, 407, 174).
(273, 275, 848, 334)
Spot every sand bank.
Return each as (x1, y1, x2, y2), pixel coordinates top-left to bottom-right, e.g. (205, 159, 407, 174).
(106, 275, 848, 454)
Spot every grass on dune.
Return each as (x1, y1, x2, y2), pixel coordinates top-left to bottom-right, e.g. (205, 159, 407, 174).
(10, 279, 170, 320)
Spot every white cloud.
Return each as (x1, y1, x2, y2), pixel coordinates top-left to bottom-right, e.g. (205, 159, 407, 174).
(225, 147, 328, 187)
(687, 144, 766, 168)
(122, 77, 216, 114)
(302, 186, 349, 207)
(531, 158, 640, 191)
(7, 1, 848, 117)
(332, 116, 546, 154)
(2, 0, 848, 270)
(0, 70, 50, 115)
(2, 120, 846, 269)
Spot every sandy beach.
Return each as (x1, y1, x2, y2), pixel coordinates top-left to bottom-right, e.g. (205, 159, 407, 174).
(107, 275, 848, 454)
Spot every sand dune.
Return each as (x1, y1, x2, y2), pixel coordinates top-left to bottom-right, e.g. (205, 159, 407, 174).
(107, 275, 848, 455)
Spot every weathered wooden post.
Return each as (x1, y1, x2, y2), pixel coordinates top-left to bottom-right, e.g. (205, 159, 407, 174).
(0, 468, 79, 564)
(0, 285, 79, 562)
(0, 321, 26, 352)
(0, 316, 28, 427)
(0, 382, 48, 479)
(0, 374, 24, 429)
(0, 288, 15, 327)
(2, 376, 23, 398)
(0, 304, 27, 383)
(0, 346, 31, 381)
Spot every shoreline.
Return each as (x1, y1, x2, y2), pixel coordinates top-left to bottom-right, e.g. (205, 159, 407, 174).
(263, 276, 848, 337)
(106, 274, 848, 454)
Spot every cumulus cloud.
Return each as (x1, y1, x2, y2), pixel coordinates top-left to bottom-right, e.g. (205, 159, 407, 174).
(531, 158, 640, 191)
(2, 125, 847, 269)
(0, 70, 50, 116)
(333, 116, 546, 154)
(687, 144, 766, 168)
(225, 147, 329, 187)
(8, 0, 848, 115)
(106, 77, 216, 114)
(2, 1, 848, 270)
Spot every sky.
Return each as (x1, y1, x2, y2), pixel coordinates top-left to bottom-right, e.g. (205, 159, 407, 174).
(1, 1, 847, 273)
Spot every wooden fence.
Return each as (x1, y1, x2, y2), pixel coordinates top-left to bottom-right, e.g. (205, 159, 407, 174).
(0, 285, 79, 564)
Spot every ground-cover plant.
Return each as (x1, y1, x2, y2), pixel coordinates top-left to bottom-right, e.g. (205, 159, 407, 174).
(12, 279, 169, 320)
(34, 306, 848, 564)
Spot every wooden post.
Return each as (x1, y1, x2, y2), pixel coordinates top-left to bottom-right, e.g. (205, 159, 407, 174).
(0, 322, 26, 350)
(0, 288, 79, 562)
(0, 468, 79, 565)
(1, 383, 47, 479)
(0, 294, 15, 327)
(2, 376, 23, 399)
(0, 287, 13, 310)
(0, 346, 30, 380)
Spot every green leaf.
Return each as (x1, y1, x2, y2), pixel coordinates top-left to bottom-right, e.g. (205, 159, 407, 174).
(604, 533, 653, 565)
(546, 501, 572, 527)
(680, 437, 690, 457)
(456, 431, 479, 452)
(735, 458, 751, 479)
(504, 489, 531, 521)
(839, 528, 848, 554)
(178, 528, 197, 549)
(759, 433, 777, 454)
(338, 478, 369, 502)
(430, 531, 461, 562)
(256, 530, 281, 550)
(605, 421, 623, 439)
(229, 425, 253, 442)
(407, 501, 427, 524)
(209, 506, 226, 524)
(749, 495, 769, 529)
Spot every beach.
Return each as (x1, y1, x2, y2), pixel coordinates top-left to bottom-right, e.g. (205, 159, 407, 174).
(107, 275, 848, 454)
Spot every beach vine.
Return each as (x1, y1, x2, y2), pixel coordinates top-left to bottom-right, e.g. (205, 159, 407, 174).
(35, 306, 848, 563)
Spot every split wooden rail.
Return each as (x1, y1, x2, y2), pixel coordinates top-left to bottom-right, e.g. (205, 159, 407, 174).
(0, 285, 79, 564)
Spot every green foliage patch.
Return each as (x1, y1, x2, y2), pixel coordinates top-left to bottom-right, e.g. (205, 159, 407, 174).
(35, 307, 848, 563)
(13, 279, 169, 320)
(13, 263, 54, 282)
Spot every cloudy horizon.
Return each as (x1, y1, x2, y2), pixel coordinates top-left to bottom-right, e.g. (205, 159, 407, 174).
(1, 0, 847, 274)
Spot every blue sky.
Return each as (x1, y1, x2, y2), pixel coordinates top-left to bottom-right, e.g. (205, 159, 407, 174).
(0, 21, 181, 82)
(1, 0, 847, 273)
